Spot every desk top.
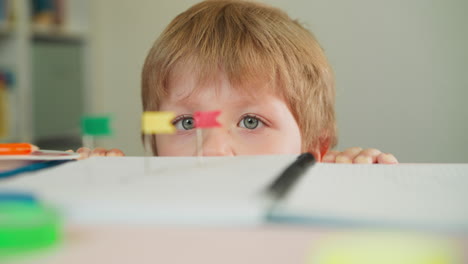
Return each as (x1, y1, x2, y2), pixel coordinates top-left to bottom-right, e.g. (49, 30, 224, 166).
(7, 225, 468, 264)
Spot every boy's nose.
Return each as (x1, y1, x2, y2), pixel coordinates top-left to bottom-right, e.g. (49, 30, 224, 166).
(201, 128, 234, 156)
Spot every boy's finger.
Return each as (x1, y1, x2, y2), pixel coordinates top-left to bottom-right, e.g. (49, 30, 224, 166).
(353, 155, 373, 164)
(106, 149, 125, 157)
(336, 147, 363, 163)
(322, 150, 340, 163)
(76, 147, 91, 160)
(90, 147, 108, 157)
(343, 147, 363, 157)
(353, 148, 382, 164)
(335, 154, 352, 163)
(359, 148, 381, 157)
(377, 153, 398, 164)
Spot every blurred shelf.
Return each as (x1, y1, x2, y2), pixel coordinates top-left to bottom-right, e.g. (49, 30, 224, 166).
(35, 133, 82, 150)
(0, 25, 13, 39)
(3, 0, 90, 143)
(31, 28, 84, 44)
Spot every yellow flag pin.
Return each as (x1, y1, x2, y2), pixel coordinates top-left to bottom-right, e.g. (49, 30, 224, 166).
(142, 111, 176, 134)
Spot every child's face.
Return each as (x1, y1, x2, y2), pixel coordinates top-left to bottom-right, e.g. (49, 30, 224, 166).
(156, 70, 302, 156)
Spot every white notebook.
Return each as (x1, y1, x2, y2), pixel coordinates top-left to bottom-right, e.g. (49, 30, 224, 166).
(268, 163, 468, 231)
(1, 156, 467, 230)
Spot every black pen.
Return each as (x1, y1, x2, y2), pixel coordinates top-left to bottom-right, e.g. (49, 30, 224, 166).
(266, 152, 316, 200)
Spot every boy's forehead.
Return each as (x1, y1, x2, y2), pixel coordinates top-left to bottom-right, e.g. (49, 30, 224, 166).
(165, 67, 280, 104)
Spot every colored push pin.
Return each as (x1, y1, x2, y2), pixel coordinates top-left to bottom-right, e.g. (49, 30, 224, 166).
(0, 143, 39, 155)
(142, 111, 176, 135)
(141, 111, 176, 174)
(193, 110, 221, 158)
(81, 115, 112, 150)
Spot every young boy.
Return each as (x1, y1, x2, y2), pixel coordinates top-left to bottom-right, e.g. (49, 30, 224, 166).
(76, 0, 397, 164)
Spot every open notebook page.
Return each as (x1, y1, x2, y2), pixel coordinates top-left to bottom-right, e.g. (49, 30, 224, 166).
(2, 156, 467, 229)
(0, 155, 295, 225)
(269, 163, 468, 231)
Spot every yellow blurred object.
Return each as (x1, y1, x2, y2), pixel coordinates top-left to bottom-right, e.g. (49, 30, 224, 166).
(142, 111, 176, 134)
(309, 231, 461, 264)
(0, 80, 8, 139)
(33, 12, 54, 26)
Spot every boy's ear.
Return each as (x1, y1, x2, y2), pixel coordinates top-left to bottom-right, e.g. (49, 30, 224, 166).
(310, 149, 322, 162)
(308, 138, 331, 162)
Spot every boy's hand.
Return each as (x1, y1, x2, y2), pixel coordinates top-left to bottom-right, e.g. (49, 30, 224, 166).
(322, 147, 398, 164)
(66, 147, 125, 160)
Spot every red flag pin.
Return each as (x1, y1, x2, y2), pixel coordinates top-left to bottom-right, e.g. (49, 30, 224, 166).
(193, 110, 222, 159)
(194, 110, 221, 128)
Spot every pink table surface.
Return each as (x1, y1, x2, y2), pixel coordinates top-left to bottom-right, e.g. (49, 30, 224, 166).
(6, 224, 468, 264)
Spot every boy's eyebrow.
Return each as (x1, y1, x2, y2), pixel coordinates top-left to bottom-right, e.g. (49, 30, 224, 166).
(169, 94, 202, 107)
(169, 93, 262, 109)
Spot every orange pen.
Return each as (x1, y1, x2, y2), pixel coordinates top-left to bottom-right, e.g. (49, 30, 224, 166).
(0, 143, 39, 155)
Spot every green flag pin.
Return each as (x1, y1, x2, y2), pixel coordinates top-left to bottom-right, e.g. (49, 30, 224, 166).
(81, 116, 112, 136)
(81, 115, 112, 150)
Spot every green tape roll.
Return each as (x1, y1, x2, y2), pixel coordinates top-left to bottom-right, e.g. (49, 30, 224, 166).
(0, 202, 61, 256)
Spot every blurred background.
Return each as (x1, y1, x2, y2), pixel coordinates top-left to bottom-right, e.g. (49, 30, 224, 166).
(0, 0, 467, 162)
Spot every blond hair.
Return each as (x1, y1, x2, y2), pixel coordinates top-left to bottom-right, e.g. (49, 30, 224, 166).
(142, 0, 337, 155)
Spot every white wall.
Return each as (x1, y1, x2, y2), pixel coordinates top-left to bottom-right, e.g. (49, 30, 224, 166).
(89, 0, 468, 162)
(88, 0, 200, 156)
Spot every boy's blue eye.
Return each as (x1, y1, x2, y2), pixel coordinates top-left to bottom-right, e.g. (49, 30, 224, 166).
(239, 115, 262, 130)
(174, 117, 195, 130)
